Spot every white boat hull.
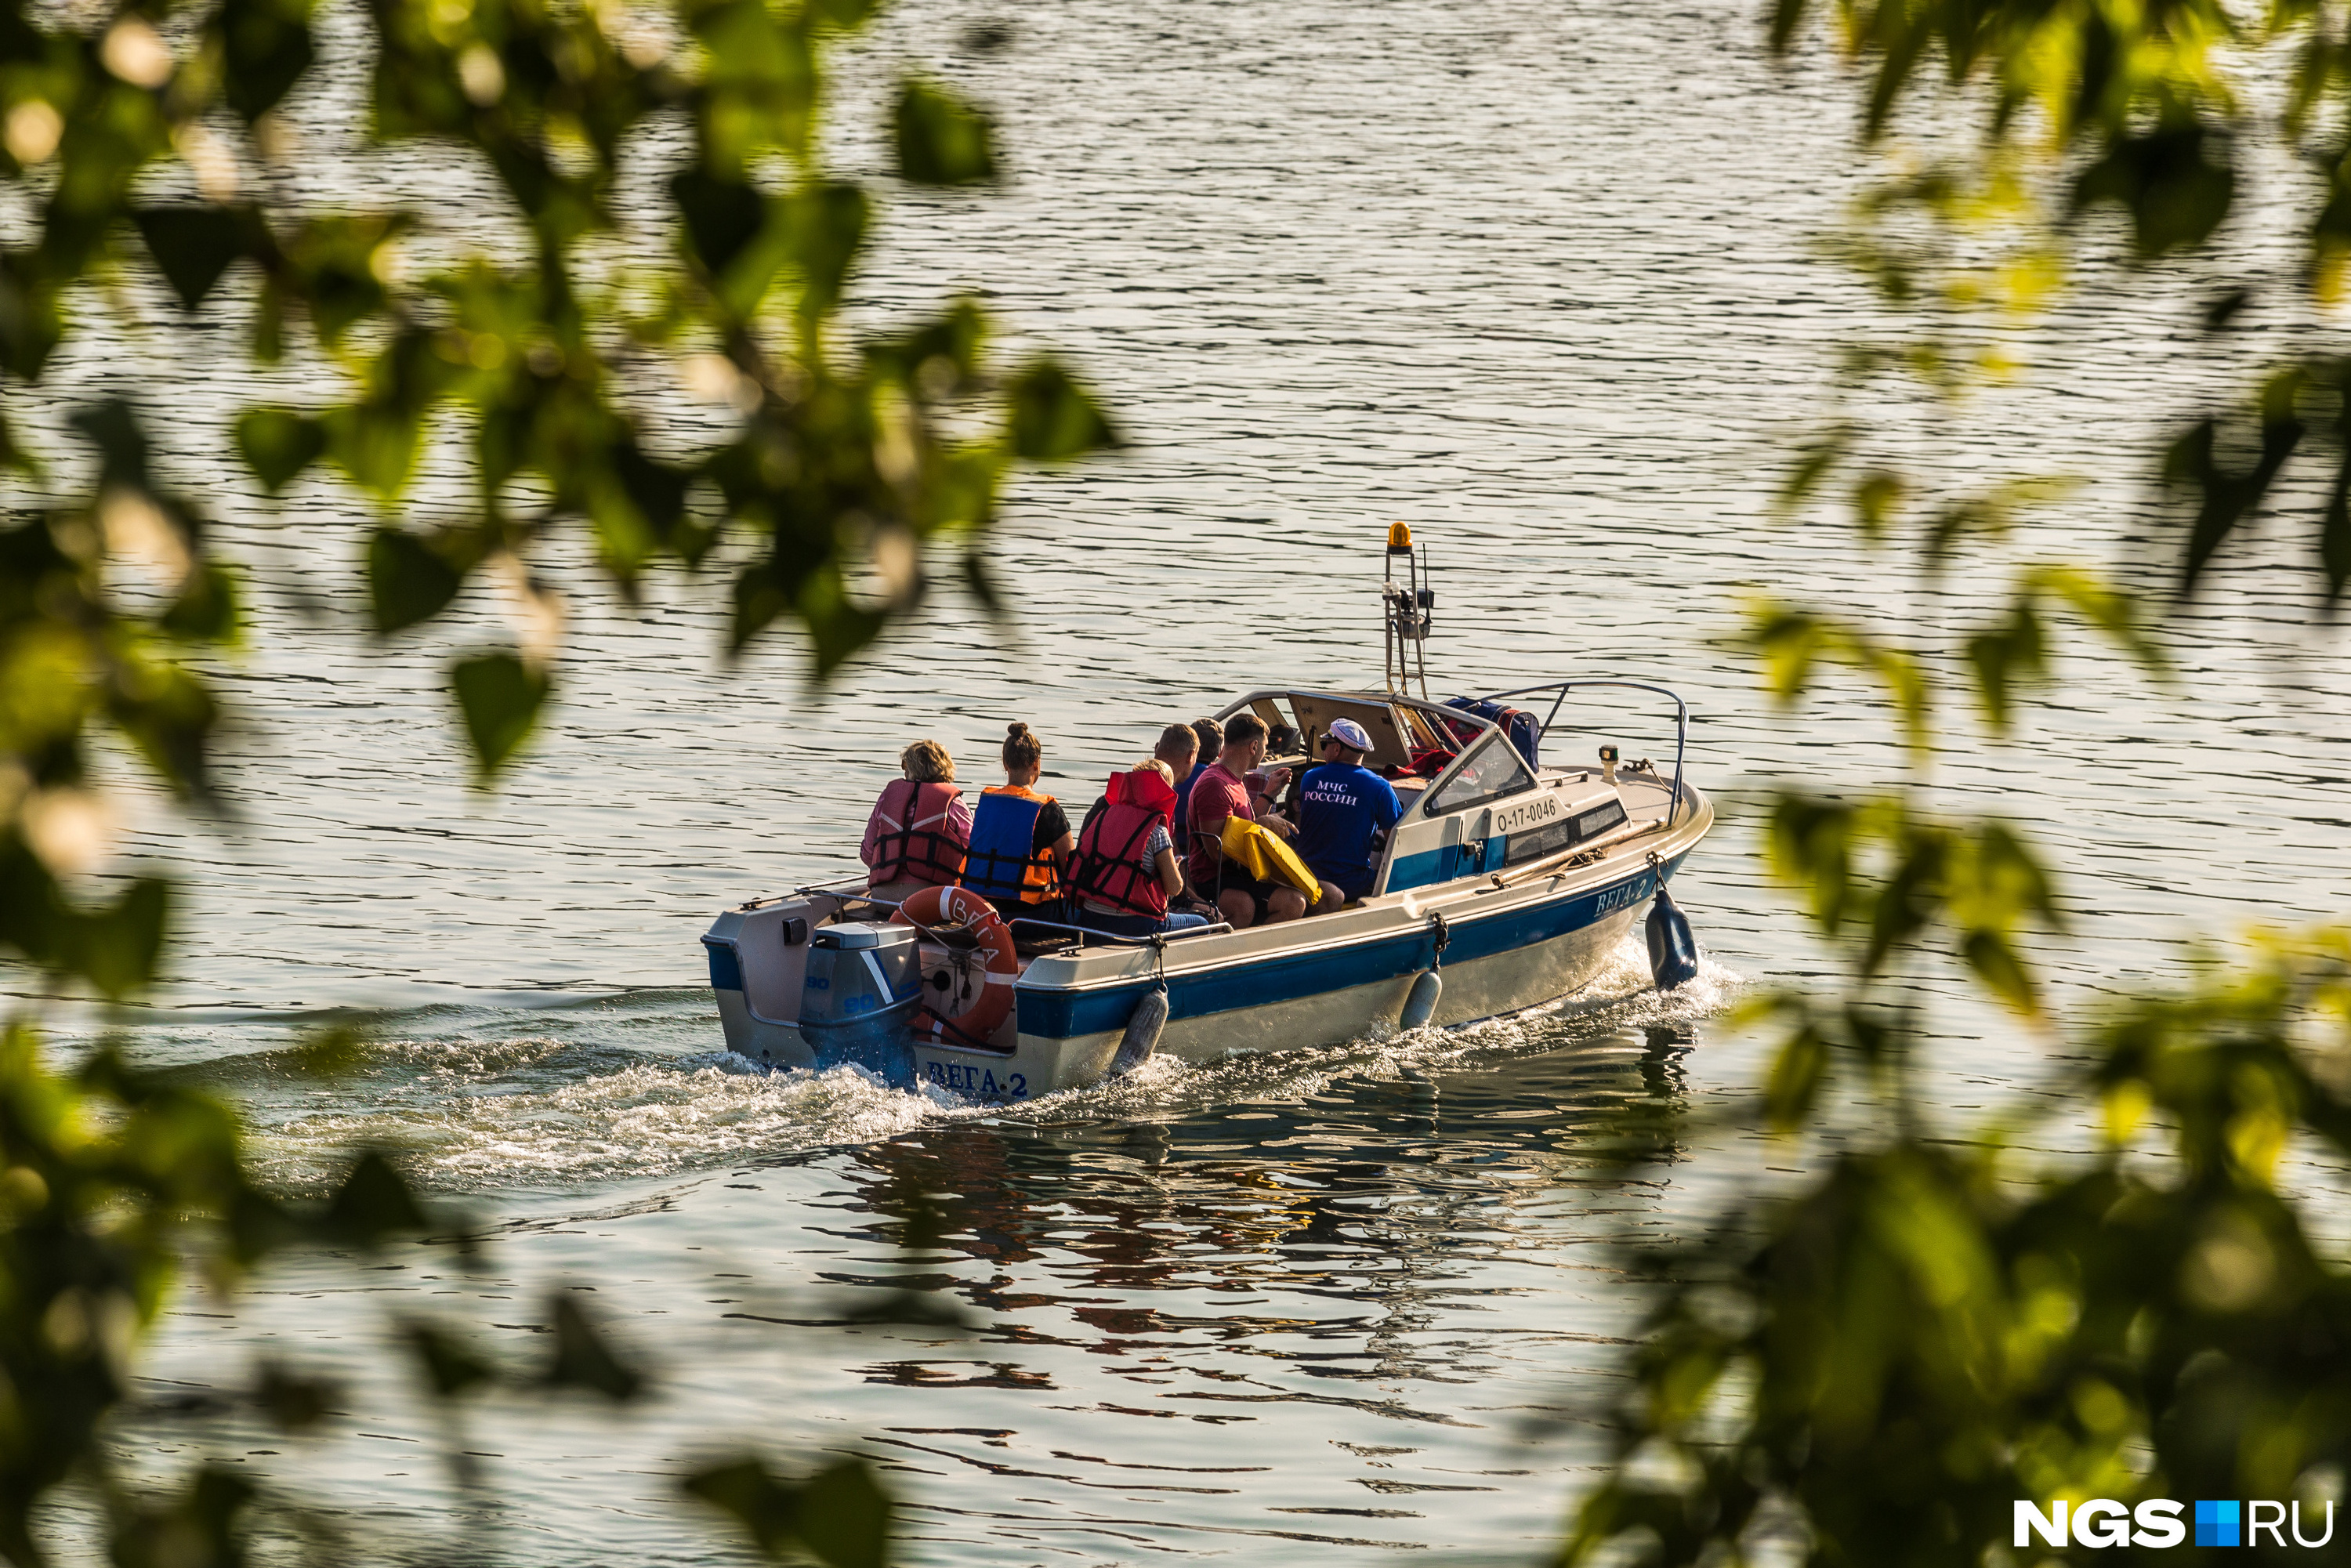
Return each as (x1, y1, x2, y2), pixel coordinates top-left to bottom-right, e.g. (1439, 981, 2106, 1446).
(703, 770, 1710, 1103)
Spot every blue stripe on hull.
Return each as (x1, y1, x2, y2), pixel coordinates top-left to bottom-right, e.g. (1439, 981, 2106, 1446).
(1387, 839, 1503, 893)
(1018, 853, 1686, 1041)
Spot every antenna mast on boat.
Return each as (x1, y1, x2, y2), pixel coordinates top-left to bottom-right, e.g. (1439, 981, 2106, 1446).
(1382, 522, 1433, 699)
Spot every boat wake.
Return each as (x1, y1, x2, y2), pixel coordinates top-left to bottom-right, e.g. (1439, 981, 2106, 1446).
(226, 935, 1741, 1196)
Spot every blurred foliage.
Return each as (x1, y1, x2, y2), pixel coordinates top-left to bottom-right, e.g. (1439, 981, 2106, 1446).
(1567, 3, 2351, 1566)
(0, 0, 1104, 1555)
(0, 0, 1114, 976)
(686, 1454, 894, 1568)
(0, 1019, 494, 1563)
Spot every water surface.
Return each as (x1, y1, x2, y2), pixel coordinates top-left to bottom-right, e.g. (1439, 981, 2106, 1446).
(13, 0, 2349, 1560)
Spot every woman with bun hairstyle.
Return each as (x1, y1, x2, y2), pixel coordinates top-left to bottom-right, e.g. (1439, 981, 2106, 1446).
(860, 738, 971, 903)
(959, 722, 1075, 922)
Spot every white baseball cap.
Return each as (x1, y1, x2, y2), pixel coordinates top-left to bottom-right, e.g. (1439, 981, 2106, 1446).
(1326, 718, 1373, 751)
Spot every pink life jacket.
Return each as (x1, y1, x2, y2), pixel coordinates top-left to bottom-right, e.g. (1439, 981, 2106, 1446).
(868, 779, 968, 887)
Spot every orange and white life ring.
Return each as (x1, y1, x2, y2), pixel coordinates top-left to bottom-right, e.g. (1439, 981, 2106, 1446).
(889, 885, 1018, 1047)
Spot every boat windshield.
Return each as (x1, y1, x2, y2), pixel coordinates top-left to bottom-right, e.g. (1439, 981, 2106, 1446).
(1423, 731, 1535, 816)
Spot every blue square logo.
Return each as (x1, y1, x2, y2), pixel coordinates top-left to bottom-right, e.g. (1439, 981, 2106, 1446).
(2195, 1500, 2241, 1548)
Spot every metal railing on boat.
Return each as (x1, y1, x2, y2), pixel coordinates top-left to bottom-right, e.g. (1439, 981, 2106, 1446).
(1469, 678, 1691, 827)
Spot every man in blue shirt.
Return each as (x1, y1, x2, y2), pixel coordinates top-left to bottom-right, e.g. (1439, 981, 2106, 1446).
(1294, 718, 1403, 911)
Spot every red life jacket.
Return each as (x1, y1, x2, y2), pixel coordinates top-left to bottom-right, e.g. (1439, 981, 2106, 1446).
(868, 779, 968, 888)
(1070, 767, 1176, 918)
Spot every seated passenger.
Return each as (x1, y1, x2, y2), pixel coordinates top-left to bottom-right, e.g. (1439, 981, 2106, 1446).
(1171, 716, 1221, 841)
(1149, 722, 1208, 906)
(1154, 722, 1200, 784)
(960, 722, 1075, 925)
(861, 739, 971, 904)
(1295, 718, 1403, 911)
(1266, 721, 1302, 757)
(1185, 712, 1307, 931)
(1068, 759, 1214, 940)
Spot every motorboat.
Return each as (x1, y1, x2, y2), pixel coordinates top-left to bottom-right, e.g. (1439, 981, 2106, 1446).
(699, 528, 1713, 1102)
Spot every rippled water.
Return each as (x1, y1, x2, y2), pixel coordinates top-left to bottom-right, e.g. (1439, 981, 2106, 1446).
(113, 953, 1751, 1565)
(14, 0, 2351, 1559)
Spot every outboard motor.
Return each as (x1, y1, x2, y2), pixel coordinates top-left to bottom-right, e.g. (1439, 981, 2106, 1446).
(800, 922, 923, 1087)
(1645, 879, 1701, 992)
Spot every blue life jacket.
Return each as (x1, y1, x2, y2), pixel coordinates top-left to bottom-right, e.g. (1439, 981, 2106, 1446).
(962, 786, 1060, 903)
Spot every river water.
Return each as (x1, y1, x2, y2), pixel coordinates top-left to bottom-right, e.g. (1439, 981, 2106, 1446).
(15, 0, 2351, 1561)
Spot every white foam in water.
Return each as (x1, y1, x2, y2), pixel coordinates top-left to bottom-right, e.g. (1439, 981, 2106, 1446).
(258, 1051, 958, 1192)
(242, 934, 1744, 1192)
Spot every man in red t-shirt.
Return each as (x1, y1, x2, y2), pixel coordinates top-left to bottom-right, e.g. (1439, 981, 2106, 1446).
(1186, 713, 1308, 930)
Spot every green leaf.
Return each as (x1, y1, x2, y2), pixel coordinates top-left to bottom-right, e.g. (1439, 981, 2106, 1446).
(322, 1150, 429, 1247)
(71, 400, 155, 489)
(542, 1295, 643, 1400)
(110, 1466, 255, 1568)
(600, 439, 701, 569)
(1962, 602, 2044, 733)
(0, 255, 65, 378)
(959, 550, 1005, 619)
(214, 0, 316, 121)
(280, 214, 407, 349)
(795, 1461, 893, 1568)
(879, 297, 989, 392)
(1859, 820, 1946, 978)
(1849, 469, 1904, 542)
(683, 1455, 892, 1568)
(324, 331, 453, 498)
(2033, 564, 2167, 679)
(0, 405, 40, 476)
(1763, 1012, 1832, 1134)
(106, 661, 222, 800)
(366, 527, 465, 634)
(668, 168, 770, 281)
(1765, 793, 1856, 934)
(2327, 447, 2351, 603)
(72, 877, 172, 1000)
(1005, 357, 1117, 462)
(685, 1458, 804, 1557)
(161, 559, 241, 643)
(234, 407, 328, 494)
(288, 1023, 368, 1077)
(1741, 600, 1930, 755)
(401, 1321, 495, 1398)
(1766, 0, 1809, 53)
(1958, 927, 2038, 1016)
(892, 77, 998, 186)
(450, 650, 549, 780)
(783, 182, 870, 319)
(2073, 121, 2236, 260)
(806, 598, 889, 679)
(133, 207, 254, 310)
(254, 1363, 341, 1430)
(729, 559, 793, 656)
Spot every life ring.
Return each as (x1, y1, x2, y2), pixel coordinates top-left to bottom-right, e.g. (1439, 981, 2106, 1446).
(889, 885, 1018, 1048)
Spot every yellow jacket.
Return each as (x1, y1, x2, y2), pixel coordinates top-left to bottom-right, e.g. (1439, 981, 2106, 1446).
(1219, 815, 1320, 897)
